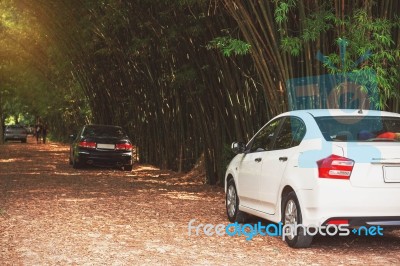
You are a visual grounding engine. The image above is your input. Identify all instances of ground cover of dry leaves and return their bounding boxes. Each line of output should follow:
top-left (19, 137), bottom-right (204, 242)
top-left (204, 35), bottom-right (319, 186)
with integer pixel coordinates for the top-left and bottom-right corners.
top-left (1, 136), bottom-right (400, 265)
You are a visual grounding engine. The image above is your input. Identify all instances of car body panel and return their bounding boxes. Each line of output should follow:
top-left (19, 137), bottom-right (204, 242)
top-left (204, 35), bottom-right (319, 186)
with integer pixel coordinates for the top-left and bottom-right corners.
top-left (258, 147), bottom-right (295, 214)
top-left (236, 152), bottom-right (261, 210)
top-left (70, 124), bottom-right (133, 169)
top-left (4, 125), bottom-right (28, 142)
top-left (225, 109), bottom-right (400, 227)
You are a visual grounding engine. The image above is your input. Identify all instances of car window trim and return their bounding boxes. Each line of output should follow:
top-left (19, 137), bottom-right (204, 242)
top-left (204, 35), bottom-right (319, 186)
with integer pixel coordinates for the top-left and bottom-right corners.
top-left (272, 116), bottom-right (306, 150)
top-left (245, 117), bottom-right (285, 154)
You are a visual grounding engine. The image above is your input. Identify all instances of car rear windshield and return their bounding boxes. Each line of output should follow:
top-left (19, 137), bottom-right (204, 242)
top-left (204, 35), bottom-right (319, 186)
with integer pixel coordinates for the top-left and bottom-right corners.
top-left (6, 125), bottom-right (24, 128)
top-left (314, 116), bottom-right (400, 142)
top-left (5, 125), bottom-right (26, 131)
top-left (83, 126), bottom-right (127, 138)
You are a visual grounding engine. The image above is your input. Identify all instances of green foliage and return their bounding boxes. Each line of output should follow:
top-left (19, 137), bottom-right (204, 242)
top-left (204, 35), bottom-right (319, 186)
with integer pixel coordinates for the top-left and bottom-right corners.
top-left (302, 10), bottom-right (332, 41)
top-left (274, 0), bottom-right (297, 25)
top-left (207, 36), bottom-right (251, 57)
top-left (281, 37), bottom-right (301, 56)
top-left (2, 0), bottom-right (400, 185)
top-left (275, 3), bottom-right (400, 109)
top-left (0, 0), bottom-right (92, 141)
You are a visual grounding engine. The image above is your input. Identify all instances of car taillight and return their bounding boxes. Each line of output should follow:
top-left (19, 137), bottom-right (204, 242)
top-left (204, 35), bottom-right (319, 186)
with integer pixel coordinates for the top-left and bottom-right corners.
top-left (115, 143), bottom-right (133, 151)
top-left (79, 141), bottom-right (96, 149)
top-left (327, 219), bottom-right (349, 225)
top-left (317, 154), bottom-right (354, 179)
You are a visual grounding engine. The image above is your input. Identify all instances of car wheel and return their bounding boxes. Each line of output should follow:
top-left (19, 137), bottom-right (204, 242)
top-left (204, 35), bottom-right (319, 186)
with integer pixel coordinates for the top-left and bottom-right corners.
top-left (22, 139), bottom-right (27, 143)
top-left (282, 191), bottom-right (313, 248)
top-left (123, 165), bottom-right (133, 171)
top-left (226, 179), bottom-right (248, 223)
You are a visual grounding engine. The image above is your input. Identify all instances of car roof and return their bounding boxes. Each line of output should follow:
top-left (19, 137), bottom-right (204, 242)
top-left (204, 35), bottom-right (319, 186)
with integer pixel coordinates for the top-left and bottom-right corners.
top-left (276, 109), bottom-right (400, 119)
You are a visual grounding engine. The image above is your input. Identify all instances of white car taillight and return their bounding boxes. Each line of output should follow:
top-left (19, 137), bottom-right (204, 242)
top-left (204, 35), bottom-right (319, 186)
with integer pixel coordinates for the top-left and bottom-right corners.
top-left (317, 154), bottom-right (354, 179)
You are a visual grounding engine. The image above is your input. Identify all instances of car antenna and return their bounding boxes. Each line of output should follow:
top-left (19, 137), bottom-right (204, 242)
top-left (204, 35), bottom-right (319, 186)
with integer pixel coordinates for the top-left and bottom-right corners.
top-left (358, 97), bottom-right (366, 114)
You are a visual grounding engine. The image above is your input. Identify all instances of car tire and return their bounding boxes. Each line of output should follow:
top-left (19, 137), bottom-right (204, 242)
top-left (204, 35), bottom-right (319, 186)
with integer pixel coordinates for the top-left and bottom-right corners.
top-left (123, 165), bottom-right (133, 171)
top-left (282, 191), bottom-right (313, 248)
top-left (226, 179), bottom-right (248, 223)
top-left (22, 139), bottom-right (27, 143)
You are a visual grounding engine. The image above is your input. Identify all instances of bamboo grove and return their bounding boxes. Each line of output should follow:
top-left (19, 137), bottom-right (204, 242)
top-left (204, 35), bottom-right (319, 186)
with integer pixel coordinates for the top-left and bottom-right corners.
top-left (1, 0), bottom-right (400, 184)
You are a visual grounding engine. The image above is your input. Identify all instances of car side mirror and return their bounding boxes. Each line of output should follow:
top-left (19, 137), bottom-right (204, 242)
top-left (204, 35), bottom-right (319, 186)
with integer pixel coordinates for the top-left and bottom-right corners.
top-left (231, 142), bottom-right (246, 154)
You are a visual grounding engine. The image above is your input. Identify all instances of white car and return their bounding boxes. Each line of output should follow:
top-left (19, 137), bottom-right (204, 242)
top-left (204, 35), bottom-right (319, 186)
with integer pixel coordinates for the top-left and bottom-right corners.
top-left (4, 125), bottom-right (28, 143)
top-left (225, 109), bottom-right (400, 248)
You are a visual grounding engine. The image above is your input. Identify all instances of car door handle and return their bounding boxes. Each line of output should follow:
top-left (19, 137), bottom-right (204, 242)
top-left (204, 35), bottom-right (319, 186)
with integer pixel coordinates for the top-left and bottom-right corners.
top-left (255, 158), bottom-right (262, 163)
top-left (279, 157), bottom-right (288, 162)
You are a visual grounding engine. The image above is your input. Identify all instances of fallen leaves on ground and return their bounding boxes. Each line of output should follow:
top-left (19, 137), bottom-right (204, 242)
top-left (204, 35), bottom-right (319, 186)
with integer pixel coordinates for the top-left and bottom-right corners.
top-left (1, 136), bottom-right (400, 265)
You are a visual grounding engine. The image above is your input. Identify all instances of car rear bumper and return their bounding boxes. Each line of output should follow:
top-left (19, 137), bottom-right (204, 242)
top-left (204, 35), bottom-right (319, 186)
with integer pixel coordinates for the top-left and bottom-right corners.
top-left (77, 150), bottom-right (133, 167)
top-left (297, 180), bottom-right (400, 227)
top-left (322, 216), bottom-right (400, 227)
top-left (4, 134), bottom-right (27, 141)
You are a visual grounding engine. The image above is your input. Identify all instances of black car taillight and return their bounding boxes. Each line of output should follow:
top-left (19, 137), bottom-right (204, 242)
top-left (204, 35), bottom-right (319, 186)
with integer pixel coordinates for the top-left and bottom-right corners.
top-left (115, 143), bottom-right (133, 151)
top-left (79, 141), bottom-right (96, 149)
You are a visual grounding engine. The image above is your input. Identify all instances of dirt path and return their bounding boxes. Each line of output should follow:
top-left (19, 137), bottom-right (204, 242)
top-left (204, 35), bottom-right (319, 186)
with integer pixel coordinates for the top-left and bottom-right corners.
top-left (1, 136), bottom-right (400, 265)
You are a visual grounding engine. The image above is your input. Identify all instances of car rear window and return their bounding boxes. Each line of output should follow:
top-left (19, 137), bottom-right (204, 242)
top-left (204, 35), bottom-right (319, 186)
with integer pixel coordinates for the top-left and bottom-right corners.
top-left (314, 116), bottom-right (400, 142)
top-left (83, 126), bottom-right (126, 138)
top-left (5, 125), bottom-right (26, 131)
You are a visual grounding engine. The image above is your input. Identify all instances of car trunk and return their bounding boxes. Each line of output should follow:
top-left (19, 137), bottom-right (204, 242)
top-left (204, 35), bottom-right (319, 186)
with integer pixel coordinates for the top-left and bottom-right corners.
top-left (340, 142), bottom-right (400, 188)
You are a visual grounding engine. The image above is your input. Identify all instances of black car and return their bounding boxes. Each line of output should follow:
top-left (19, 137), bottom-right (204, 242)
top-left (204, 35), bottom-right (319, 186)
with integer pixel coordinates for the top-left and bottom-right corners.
top-left (69, 124), bottom-right (134, 171)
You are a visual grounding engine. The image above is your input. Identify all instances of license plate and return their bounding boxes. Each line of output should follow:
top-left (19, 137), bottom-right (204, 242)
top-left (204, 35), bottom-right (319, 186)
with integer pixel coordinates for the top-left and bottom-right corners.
top-left (97, 143), bottom-right (115, 150)
top-left (383, 166), bottom-right (400, 183)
